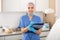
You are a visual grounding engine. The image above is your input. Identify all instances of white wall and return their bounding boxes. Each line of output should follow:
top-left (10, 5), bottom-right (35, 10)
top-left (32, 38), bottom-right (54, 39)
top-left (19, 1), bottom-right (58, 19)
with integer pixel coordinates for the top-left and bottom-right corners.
top-left (0, 0), bottom-right (49, 28)
top-left (56, 0), bottom-right (60, 19)
top-left (36, 0), bottom-right (48, 11)
top-left (0, 0), bottom-right (1, 12)
top-left (3, 0), bottom-right (49, 12)
top-left (0, 12), bottom-right (43, 28)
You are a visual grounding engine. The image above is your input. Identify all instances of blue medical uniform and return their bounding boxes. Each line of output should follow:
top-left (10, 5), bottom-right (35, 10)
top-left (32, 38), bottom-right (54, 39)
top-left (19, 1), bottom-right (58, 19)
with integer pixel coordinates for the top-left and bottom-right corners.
top-left (18, 14), bottom-right (42, 40)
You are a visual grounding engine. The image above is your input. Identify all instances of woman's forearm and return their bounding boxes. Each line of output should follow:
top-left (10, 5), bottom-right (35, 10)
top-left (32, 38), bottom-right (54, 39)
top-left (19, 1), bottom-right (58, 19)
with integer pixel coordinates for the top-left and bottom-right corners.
top-left (21, 27), bottom-right (28, 33)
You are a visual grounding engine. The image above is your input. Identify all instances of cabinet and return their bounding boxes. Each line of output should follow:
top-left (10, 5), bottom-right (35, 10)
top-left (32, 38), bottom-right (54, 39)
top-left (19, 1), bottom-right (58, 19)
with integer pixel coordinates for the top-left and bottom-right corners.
top-left (3, 0), bottom-right (21, 12)
top-left (0, 37), bottom-right (4, 40)
top-left (2, 0), bottom-right (48, 12)
top-left (40, 30), bottom-right (49, 40)
top-left (3, 0), bottom-right (35, 12)
top-left (36, 0), bottom-right (49, 11)
top-left (5, 35), bottom-right (22, 40)
top-left (0, 30), bottom-right (49, 40)
top-left (40, 37), bottom-right (46, 40)
top-left (19, 0), bottom-right (35, 12)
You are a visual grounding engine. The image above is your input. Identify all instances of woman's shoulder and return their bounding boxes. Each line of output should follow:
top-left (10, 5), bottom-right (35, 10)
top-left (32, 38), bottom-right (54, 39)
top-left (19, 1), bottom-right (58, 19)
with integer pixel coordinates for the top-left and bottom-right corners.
top-left (33, 15), bottom-right (40, 18)
top-left (21, 14), bottom-right (27, 18)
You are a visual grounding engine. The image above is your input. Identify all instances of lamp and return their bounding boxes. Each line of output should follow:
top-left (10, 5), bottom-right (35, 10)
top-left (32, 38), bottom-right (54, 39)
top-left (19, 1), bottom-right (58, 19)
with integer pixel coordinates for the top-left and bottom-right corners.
top-left (43, 8), bottom-right (54, 17)
top-left (43, 8), bottom-right (54, 14)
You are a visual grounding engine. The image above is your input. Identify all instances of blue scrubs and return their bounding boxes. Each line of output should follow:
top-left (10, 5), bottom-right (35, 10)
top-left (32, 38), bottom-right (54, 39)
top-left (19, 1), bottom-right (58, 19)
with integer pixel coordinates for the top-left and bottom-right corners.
top-left (18, 14), bottom-right (42, 40)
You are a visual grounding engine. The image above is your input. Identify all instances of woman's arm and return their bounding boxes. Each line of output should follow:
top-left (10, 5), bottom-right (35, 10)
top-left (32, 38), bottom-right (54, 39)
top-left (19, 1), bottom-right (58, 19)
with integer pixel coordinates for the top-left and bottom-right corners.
top-left (21, 27), bottom-right (41, 34)
top-left (35, 29), bottom-right (42, 34)
top-left (21, 27), bottom-right (28, 33)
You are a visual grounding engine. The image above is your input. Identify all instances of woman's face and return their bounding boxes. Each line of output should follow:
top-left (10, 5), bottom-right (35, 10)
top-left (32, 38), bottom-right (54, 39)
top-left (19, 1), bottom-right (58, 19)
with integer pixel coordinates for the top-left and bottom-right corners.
top-left (27, 4), bottom-right (34, 14)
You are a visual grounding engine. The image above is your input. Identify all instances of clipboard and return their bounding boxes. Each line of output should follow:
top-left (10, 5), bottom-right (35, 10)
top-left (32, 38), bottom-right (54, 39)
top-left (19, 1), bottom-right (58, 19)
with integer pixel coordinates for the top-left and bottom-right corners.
top-left (32, 23), bottom-right (44, 30)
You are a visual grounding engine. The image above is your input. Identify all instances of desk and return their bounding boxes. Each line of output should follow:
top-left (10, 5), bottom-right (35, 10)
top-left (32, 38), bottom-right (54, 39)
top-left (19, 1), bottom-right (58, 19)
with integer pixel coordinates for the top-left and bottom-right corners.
top-left (0, 30), bottom-right (49, 40)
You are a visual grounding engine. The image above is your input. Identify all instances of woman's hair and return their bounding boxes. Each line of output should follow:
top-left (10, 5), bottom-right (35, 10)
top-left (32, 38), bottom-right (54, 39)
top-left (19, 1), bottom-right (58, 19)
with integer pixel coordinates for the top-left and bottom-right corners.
top-left (28, 2), bottom-right (35, 6)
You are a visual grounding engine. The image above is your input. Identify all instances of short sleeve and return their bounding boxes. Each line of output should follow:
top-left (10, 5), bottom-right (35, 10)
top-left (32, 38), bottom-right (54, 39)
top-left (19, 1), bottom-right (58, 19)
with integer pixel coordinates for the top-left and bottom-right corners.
top-left (39, 17), bottom-right (43, 23)
top-left (37, 17), bottom-right (43, 23)
top-left (18, 17), bottom-right (25, 28)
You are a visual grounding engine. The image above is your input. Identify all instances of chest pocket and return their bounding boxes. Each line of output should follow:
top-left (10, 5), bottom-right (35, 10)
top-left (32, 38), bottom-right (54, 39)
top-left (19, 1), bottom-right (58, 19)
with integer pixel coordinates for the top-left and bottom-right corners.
top-left (32, 19), bottom-right (40, 23)
top-left (24, 20), bottom-right (30, 27)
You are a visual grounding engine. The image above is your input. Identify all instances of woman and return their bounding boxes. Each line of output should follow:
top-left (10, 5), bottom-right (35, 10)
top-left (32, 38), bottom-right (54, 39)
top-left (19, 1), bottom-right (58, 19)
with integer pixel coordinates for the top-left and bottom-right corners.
top-left (18, 2), bottom-right (42, 40)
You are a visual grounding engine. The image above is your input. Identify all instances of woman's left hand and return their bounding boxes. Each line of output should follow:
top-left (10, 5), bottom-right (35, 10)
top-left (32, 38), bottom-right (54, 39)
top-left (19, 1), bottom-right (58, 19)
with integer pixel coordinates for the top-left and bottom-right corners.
top-left (35, 29), bottom-right (41, 34)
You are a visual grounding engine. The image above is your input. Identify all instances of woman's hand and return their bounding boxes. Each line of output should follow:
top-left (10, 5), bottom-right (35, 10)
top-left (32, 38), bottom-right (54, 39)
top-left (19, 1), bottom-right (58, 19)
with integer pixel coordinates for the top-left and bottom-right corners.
top-left (21, 22), bottom-right (34, 33)
top-left (35, 29), bottom-right (41, 35)
top-left (21, 27), bottom-right (28, 33)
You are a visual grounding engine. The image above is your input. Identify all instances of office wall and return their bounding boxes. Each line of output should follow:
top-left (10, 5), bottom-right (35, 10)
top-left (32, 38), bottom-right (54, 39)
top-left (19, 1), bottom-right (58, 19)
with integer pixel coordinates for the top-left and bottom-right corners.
top-left (0, 0), bottom-right (1, 12)
top-left (0, 12), bottom-right (43, 28)
top-left (56, 0), bottom-right (60, 19)
top-left (3, 0), bottom-right (49, 12)
top-left (0, 0), bottom-right (48, 28)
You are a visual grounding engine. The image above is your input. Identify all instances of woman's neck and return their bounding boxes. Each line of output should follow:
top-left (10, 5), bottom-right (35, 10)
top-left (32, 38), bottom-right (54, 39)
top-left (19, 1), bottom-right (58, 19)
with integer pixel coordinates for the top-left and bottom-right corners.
top-left (29, 16), bottom-right (32, 21)
top-left (27, 12), bottom-right (33, 17)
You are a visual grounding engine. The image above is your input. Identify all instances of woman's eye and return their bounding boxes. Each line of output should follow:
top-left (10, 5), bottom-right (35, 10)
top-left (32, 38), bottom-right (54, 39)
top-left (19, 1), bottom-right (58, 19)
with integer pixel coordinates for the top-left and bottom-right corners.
top-left (28, 7), bottom-right (34, 9)
top-left (28, 7), bottom-right (30, 9)
top-left (31, 7), bottom-right (34, 9)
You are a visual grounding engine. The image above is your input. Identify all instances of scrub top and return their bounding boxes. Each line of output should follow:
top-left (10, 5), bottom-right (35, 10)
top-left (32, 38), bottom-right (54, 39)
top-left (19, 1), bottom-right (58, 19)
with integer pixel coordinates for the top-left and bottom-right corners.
top-left (18, 14), bottom-right (42, 40)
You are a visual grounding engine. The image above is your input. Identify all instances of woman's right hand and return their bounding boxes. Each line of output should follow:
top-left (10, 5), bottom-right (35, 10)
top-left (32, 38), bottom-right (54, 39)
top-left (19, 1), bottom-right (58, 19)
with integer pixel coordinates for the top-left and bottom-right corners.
top-left (21, 27), bottom-right (28, 33)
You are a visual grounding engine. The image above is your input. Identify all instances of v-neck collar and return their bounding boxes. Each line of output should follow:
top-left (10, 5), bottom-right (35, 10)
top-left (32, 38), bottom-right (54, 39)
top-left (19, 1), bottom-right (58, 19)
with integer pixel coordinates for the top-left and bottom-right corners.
top-left (26, 13), bottom-right (34, 22)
